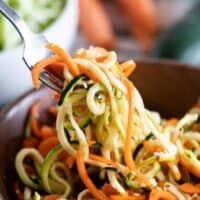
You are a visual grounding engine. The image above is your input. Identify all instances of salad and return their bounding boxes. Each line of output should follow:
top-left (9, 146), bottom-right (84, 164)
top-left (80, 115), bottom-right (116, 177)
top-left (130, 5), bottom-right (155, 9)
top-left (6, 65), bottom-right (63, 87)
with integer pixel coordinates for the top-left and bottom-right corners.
top-left (14, 44), bottom-right (200, 199)
top-left (0, 0), bottom-right (66, 50)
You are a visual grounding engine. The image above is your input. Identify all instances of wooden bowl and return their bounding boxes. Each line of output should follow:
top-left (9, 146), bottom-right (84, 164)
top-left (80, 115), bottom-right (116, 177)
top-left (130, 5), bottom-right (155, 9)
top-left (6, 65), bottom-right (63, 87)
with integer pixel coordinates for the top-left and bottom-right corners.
top-left (0, 59), bottom-right (200, 199)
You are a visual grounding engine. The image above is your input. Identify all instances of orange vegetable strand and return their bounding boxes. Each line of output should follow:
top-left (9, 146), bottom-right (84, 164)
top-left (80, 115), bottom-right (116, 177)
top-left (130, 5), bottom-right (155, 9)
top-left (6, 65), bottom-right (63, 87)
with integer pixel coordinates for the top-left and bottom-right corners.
top-left (76, 151), bottom-right (110, 200)
top-left (123, 77), bottom-right (152, 188)
top-left (31, 55), bottom-right (61, 88)
top-left (45, 43), bottom-right (79, 76)
top-left (38, 136), bottom-right (59, 157)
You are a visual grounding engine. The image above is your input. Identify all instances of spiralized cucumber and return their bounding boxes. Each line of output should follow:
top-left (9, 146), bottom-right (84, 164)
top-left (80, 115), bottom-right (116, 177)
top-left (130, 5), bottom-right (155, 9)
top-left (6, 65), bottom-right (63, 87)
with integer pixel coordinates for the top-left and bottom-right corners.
top-left (15, 148), bottom-right (43, 190)
top-left (86, 83), bottom-right (106, 116)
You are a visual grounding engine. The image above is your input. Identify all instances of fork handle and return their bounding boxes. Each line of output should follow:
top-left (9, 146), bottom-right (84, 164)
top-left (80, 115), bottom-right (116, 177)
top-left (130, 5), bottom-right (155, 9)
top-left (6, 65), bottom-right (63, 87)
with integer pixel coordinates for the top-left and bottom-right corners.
top-left (0, 0), bottom-right (32, 41)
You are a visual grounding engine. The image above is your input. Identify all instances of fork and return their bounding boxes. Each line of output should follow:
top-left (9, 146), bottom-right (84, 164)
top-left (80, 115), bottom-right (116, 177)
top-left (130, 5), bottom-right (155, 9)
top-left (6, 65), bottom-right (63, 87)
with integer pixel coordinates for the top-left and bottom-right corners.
top-left (0, 0), bottom-right (63, 93)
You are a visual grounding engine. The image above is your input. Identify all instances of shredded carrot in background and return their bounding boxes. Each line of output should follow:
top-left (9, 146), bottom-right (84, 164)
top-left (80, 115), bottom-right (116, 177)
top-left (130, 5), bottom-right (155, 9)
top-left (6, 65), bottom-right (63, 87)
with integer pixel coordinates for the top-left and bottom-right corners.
top-left (66, 156), bottom-right (75, 169)
top-left (43, 194), bottom-right (60, 200)
top-left (143, 140), bottom-right (161, 154)
top-left (31, 101), bottom-right (42, 138)
top-left (179, 183), bottom-right (200, 194)
top-left (167, 162), bottom-right (181, 181)
top-left (47, 106), bottom-right (58, 117)
top-left (162, 118), bottom-right (178, 128)
top-left (38, 136), bottom-right (59, 157)
top-left (89, 154), bottom-right (116, 166)
top-left (110, 194), bottom-right (146, 200)
top-left (180, 155), bottom-right (200, 178)
top-left (101, 183), bottom-right (119, 196)
top-left (149, 188), bottom-right (176, 200)
top-left (22, 137), bottom-right (39, 148)
top-left (40, 126), bottom-right (56, 140)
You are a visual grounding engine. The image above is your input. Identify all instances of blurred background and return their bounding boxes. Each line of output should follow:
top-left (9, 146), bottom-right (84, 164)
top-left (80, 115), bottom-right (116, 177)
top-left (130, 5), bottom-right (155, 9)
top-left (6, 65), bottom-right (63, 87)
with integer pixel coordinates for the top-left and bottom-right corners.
top-left (0, 0), bottom-right (200, 105)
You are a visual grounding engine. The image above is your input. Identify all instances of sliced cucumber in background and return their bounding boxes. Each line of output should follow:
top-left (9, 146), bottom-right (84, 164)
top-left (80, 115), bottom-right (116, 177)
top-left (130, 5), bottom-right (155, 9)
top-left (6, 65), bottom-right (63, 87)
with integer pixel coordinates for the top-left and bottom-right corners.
top-left (153, 2), bottom-right (200, 65)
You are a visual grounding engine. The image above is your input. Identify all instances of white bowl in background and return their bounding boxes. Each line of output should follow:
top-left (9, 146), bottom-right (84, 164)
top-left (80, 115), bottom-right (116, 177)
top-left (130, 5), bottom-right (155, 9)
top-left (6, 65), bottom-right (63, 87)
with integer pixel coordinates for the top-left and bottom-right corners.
top-left (0, 0), bottom-right (78, 105)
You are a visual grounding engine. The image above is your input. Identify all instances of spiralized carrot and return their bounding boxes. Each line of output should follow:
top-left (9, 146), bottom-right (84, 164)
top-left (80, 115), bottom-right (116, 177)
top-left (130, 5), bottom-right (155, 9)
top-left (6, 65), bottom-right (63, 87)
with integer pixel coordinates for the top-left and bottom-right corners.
top-left (101, 183), bottom-right (119, 196)
top-left (40, 126), bottom-right (56, 140)
top-left (167, 162), bottom-right (181, 181)
top-left (179, 183), bottom-right (200, 194)
top-left (31, 101), bottom-right (42, 138)
top-left (120, 60), bottom-right (136, 77)
top-left (22, 137), bottom-right (39, 148)
top-left (123, 78), bottom-right (152, 188)
top-left (180, 155), bottom-right (200, 178)
top-left (149, 188), bottom-right (176, 200)
top-left (76, 151), bottom-right (110, 200)
top-left (31, 55), bottom-right (61, 88)
top-left (89, 154), bottom-right (116, 166)
top-left (79, 0), bottom-right (115, 49)
top-left (38, 136), bottom-right (59, 157)
top-left (43, 194), bottom-right (60, 200)
top-left (110, 194), bottom-right (146, 200)
top-left (45, 43), bottom-right (79, 76)
top-left (143, 141), bottom-right (161, 154)
top-left (66, 156), bottom-right (75, 169)
top-left (163, 118), bottom-right (178, 128)
top-left (78, 64), bottom-right (100, 82)
top-left (130, 25), bottom-right (154, 52)
top-left (47, 106), bottom-right (58, 117)
top-left (74, 49), bottom-right (87, 58)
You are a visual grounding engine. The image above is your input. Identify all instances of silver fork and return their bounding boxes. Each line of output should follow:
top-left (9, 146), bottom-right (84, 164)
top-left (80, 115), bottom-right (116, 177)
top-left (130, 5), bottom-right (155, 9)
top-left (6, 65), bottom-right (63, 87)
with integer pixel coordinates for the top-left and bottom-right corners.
top-left (0, 0), bottom-right (63, 92)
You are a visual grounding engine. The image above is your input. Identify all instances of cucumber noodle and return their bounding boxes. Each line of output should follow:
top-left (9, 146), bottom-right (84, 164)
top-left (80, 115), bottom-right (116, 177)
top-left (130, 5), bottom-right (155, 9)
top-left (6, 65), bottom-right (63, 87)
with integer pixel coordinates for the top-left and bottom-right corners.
top-left (15, 46), bottom-right (200, 199)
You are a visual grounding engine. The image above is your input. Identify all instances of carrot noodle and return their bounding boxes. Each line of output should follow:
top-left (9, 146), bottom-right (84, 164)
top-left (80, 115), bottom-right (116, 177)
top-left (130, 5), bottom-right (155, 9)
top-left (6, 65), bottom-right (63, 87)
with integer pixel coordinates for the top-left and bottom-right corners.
top-left (180, 154), bottom-right (200, 178)
top-left (47, 106), bottom-right (58, 117)
top-left (66, 155), bottom-right (75, 169)
top-left (43, 194), bottom-right (60, 200)
top-left (40, 126), bottom-right (56, 140)
top-left (22, 137), bottom-right (39, 148)
top-left (31, 55), bottom-right (61, 88)
top-left (38, 136), bottom-right (59, 157)
top-left (76, 151), bottom-right (110, 200)
top-left (120, 60), bottom-right (136, 77)
top-left (45, 43), bottom-right (79, 76)
top-left (167, 162), bottom-right (181, 181)
top-left (96, 54), bottom-right (109, 62)
top-left (15, 44), bottom-right (200, 199)
top-left (179, 183), bottom-right (200, 194)
top-left (162, 118), bottom-right (178, 128)
top-left (31, 101), bottom-right (42, 138)
top-left (110, 194), bottom-right (146, 200)
top-left (149, 188), bottom-right (176, 200)
top-left (89, 154), bottom-right (116, 166)
top-left (102, 183), bottom-right (119, 196)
